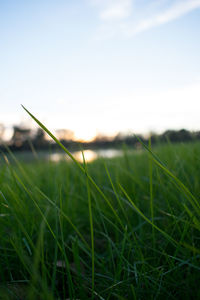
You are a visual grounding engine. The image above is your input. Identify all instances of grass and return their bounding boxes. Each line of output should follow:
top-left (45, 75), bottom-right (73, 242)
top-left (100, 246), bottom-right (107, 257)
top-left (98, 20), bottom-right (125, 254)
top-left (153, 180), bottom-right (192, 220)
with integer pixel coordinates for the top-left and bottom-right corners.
top-left (0, 108), bottom-right (200, 299)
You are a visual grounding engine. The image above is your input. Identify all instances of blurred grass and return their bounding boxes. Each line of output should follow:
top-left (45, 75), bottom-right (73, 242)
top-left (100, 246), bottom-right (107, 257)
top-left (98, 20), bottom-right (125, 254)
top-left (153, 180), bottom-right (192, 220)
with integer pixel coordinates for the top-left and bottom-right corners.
top-left (0, 112), bottom-right (200, 298)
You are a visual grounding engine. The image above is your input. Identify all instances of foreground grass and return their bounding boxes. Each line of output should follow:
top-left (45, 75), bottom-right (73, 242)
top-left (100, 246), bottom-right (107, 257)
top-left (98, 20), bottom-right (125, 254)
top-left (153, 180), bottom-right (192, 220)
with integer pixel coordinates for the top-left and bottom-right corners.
top-left (0, 139), bottom-right (200, 299)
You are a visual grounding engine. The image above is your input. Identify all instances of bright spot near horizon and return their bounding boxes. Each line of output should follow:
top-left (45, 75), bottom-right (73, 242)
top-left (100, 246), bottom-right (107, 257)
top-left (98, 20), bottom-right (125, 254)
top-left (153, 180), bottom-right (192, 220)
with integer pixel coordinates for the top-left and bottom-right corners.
top-left (73, 127), bottom-right (98, 142)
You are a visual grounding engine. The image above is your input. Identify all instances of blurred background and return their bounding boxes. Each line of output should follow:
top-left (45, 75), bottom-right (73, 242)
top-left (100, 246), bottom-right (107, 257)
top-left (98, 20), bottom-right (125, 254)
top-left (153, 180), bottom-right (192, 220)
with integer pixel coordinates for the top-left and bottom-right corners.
top-left (1, 0), bottom-right (200, 149)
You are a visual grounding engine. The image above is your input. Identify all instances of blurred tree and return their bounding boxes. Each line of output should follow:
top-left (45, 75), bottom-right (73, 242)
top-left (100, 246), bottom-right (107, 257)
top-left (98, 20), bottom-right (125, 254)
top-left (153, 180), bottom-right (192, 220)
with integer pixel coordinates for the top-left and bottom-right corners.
top-left (11, 126), bottom-right (31, 147)
top-left (56, 129), bottom-right (74, 141)
top-left (162, 129), bottom-right (192, 142)
top-left (0, 124), bottom-right (5, 142)
top-left (33, 128), bottom-right (46, 147)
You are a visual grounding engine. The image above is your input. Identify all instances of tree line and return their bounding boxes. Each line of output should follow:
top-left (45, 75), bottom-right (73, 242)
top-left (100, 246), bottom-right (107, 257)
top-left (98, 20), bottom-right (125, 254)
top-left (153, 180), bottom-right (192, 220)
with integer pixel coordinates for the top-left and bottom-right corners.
top-left (0, 124), bottom-right (200, 152)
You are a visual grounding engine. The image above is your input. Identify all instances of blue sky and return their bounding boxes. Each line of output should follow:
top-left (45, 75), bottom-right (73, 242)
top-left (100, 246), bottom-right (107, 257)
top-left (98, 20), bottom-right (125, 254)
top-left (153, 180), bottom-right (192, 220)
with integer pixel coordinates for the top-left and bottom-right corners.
top-left (1, 0), bottom-right (200, 140)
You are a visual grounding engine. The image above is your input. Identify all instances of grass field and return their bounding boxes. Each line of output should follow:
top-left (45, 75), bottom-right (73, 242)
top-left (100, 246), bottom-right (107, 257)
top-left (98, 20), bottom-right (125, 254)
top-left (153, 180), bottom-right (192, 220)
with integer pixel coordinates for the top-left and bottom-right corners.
top-left (0, 114), bottom-right (200, 299)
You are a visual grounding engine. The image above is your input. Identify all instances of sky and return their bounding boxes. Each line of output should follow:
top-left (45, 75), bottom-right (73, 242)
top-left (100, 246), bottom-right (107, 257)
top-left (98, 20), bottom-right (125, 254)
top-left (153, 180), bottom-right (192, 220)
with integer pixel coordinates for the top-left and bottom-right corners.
top-left (1, 0), bottom-right (200, 141)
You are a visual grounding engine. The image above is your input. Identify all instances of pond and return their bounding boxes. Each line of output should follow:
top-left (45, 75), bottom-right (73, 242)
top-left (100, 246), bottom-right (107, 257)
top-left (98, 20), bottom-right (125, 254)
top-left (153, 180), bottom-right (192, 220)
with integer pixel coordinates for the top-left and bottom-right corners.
top-left (49, 148), bottom-right (123, 163)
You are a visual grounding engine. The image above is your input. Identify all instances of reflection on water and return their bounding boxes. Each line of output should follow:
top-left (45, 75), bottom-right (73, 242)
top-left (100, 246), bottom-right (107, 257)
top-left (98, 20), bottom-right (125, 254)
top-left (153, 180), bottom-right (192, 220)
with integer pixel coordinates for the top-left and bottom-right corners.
top-left (74, 150), bottom-right (97, 162)
top-left (49, 149), bottom-right (122, 163)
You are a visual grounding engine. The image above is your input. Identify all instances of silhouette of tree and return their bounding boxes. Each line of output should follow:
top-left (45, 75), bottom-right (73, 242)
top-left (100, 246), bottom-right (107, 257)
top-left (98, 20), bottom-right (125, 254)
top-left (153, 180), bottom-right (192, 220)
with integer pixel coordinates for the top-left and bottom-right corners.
top-left (0, 124), bottom-right (5, 143)
top-left (33, 128), bottom-right (46, 147)
top-left (162, 129), bottom-right (192, 142)
top-left (11, 126), bottom-right (31, 147)
top-left (56, 129), bottom-right (74, 141)
top-left (0, 123), bottom-right (198, 153)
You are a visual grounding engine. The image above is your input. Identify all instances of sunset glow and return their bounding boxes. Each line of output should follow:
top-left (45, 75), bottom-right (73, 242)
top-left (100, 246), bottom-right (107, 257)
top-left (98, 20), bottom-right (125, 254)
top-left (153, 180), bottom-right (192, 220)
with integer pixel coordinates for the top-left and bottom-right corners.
top-left (1, 0), bottom-right (200, 138)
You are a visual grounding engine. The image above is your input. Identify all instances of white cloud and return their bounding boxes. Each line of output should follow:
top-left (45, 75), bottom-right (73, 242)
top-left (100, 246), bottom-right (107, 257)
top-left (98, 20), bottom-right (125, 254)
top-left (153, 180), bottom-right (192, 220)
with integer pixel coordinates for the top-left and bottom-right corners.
top-left (129, 0), bottom-right (200, 36)
top-left (91, 0), bottom-right (133, 21)
top-left (100, 0), bottom-right (132, 20)
top-left (90, 0), bottom-right (200, 38)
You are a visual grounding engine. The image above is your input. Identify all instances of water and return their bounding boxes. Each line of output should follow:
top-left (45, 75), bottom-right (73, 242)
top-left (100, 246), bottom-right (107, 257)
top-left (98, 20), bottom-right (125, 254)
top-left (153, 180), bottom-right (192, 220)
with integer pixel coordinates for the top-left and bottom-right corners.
top-left (0, 148), bottom-right (127, 164)
top-left (50, 148), bottom-right (123, 163)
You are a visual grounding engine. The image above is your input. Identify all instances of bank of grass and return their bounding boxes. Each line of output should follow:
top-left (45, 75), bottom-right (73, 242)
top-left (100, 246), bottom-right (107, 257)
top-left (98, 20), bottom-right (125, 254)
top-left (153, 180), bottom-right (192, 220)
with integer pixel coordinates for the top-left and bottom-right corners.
top-left (0, 112), bottom-right (200, 299)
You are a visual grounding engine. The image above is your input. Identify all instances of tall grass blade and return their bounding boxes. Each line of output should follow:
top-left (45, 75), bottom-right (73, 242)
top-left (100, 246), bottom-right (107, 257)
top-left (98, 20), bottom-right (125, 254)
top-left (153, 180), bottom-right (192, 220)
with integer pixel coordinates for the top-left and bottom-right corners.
top-left (82, 151), bottom-right (95, 298)
top-left (135, 135), bottom-right (200, 213)
top-left (22, 105), bottom-right (124, 229)
top-left (119, 184), bottom-right (177, 246)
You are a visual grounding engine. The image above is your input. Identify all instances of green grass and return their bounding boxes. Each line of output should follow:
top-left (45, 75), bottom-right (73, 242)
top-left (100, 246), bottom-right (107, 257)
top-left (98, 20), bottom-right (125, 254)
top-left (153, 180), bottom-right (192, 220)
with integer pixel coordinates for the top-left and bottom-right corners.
top-left (0, 109), bottom-right (200, 299)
